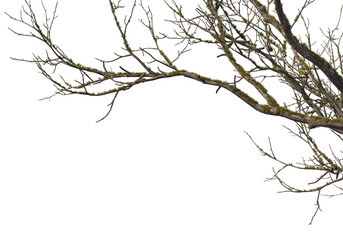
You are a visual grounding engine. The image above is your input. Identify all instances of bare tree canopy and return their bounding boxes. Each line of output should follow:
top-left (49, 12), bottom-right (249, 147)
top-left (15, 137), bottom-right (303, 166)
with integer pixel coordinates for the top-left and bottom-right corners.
top-left (7, 0), bottom-right (343, 223)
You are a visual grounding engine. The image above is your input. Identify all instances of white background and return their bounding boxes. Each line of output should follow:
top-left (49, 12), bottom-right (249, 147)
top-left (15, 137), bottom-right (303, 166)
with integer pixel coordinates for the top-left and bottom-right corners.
top-left (1, 0), bottom-right (343, 239)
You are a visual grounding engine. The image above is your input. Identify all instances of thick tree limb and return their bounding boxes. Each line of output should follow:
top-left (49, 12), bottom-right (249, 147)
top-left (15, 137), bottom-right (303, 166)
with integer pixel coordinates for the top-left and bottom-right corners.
top-left (274, 0), bottom-right (343, 93)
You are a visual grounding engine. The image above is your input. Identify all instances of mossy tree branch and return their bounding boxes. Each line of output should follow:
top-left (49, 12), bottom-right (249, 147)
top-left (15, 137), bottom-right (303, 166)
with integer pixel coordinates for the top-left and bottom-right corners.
top-left (7, 0), bottom-right (343, 223)
top-left (274, 0), bottom-right (343, 94)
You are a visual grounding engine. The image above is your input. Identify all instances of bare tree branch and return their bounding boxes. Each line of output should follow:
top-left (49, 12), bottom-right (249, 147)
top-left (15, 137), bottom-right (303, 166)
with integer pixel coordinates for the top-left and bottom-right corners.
top-left (7, 0), bottom-right (343, 223)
